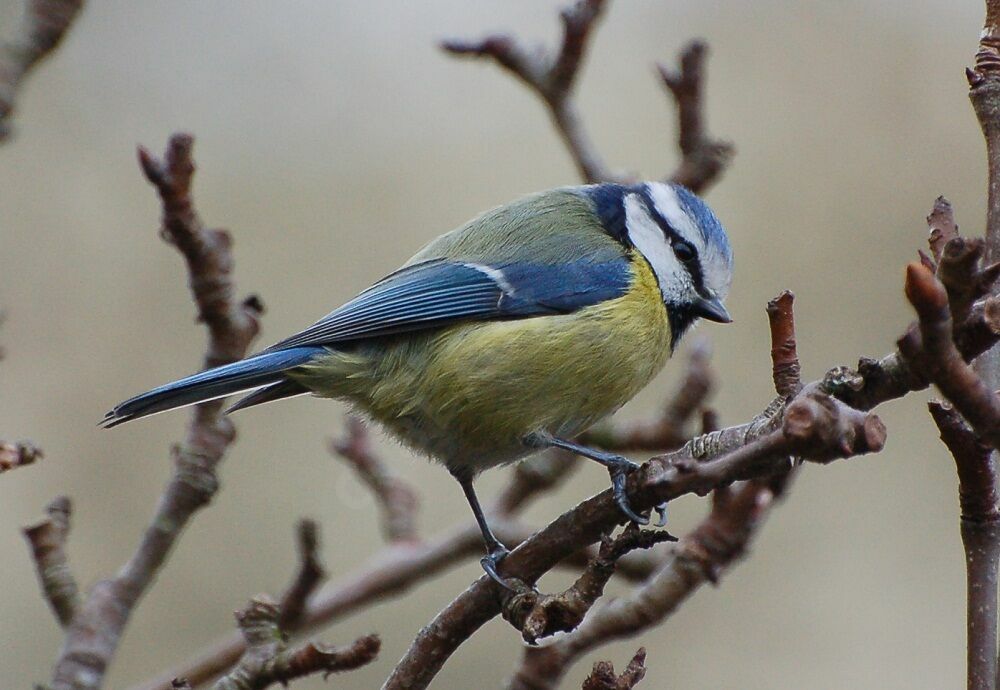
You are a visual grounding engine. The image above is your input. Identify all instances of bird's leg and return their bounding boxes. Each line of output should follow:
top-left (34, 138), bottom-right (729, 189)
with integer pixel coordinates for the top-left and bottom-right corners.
top-left (451, 467), bottom-right (512, 588)
top-left (527, 434), bottom-right (668, 527)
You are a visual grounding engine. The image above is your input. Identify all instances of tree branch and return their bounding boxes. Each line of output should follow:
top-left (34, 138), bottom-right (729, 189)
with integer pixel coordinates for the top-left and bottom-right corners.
top-left (211, 595), bottom-right (379, 690)
top-left (902, 263), bottom-right (1000, 450)
top-left (499, 524), bottom-right (677, 645)
top-left (277, 520), bottom-right (327, 632)
top-left (329, 416), bottom-right (419, 543)
top-left (510, 479), bottom-right (774, 690)
top-left (442, 1), bottom-right (731, 191)
top-left (441, 0), bottom-right (612, 183)
top-left (128, 467), bottom-right (659, 690)
top-left (22, 496), bottom-right (78, 627)
top-left (0, 0), bottom-right (83, 141)
top-left (580, 648), bottom-right (646, 690)
top-left (766, 291), bottom-right (802, 398)
top-left (929, 401), bottom-right (1000, 690)
top-left (49, 134), bottom-right (262, 690)
top-left (0, 438), bottom-right (42, 473)
top-left (506, 288), bottom-right (801, 688)
top-left (383, 385), bottom-right (885, 690)
top-left (970, 1), bottom-right (1000, 392)
top-left (658, 41), bottom-right (734, 194)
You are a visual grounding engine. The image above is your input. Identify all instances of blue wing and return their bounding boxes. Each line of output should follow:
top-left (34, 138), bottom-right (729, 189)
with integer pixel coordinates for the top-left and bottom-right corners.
top-left (102, 256), bottom-right (632, 427)
top-left (262, 257), bottom-right (632, 351)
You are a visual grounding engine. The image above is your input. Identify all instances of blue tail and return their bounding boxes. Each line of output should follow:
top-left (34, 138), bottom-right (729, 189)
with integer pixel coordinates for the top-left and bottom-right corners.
top-left (101, 346), bottom-right (323, 428)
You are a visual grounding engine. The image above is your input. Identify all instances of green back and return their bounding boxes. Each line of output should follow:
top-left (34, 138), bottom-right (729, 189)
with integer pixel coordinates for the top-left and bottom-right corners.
top-left (408, 190), bottom-right (625, 266)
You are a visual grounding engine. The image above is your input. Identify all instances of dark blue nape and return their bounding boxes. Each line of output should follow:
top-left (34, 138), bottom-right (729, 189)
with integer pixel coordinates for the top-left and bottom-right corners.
top-left (584, 184), bottom-right (630, 244)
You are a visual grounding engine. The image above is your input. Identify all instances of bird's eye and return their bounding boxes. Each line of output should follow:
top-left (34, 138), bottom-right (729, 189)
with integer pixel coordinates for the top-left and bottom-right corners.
top-left (674, 241), bottom-right (696, 263)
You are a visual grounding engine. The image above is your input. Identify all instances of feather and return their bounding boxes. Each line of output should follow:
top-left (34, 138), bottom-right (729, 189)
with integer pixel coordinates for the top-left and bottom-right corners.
top-left (101, 346), bottom-right (322, 427)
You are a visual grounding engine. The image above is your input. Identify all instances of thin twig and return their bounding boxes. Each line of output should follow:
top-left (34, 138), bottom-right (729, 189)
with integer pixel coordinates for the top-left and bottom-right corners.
top-left (968, 8), bottom-right (1000, 683)
top-left (0, 0), bottom-right (83, 141)
top-left (442, 0), bottom-right (612, 183)
top-left (212, 595), bottom-right (379, 690)
top-left (510, 480), bottom-right (773, 690)
top-left (278, 520), bottom-right (327, 632)
top-left (0, 439), bottom-right (42, 473)
top-left (929, 401), bottom-right (1000, 690)
top-left (330, 416), bottom-right (419, 543)
top-left (970, 1), bottom-right (1000, 393)
top-left (901, 263), bottom-right (1000, 450)
top-left (500, 524), bottom-right (677, 645)
top-left (580, 648), bottom-right (647, 690)
top-left (49, 134), bottom-right (262, 690)
top-left (658, 41), bottom-right (734, 194)
top-left (766, 291), bottom-right (802, 398)
top-left (22, 496), bottom-right (78, 627)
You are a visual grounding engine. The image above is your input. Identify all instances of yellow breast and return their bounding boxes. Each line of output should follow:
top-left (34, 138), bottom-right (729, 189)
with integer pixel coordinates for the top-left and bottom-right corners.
top-left (293, 253), bottom-right (672, 468)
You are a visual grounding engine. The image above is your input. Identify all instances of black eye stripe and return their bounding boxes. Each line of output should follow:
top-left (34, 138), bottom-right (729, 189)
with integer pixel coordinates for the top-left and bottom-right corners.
top-left (636, 190), bottom-right (706, 291)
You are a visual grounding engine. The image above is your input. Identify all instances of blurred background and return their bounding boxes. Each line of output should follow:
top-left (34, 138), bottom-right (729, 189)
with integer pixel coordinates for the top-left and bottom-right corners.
top-left (0, 1), bottom-right (988, 687)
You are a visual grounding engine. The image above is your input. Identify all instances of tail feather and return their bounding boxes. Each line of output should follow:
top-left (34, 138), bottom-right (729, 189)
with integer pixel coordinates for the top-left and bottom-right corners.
top-left (225, 379), bottom-right (310, 414)
top-left (101, 346), bottom-right (323, 428)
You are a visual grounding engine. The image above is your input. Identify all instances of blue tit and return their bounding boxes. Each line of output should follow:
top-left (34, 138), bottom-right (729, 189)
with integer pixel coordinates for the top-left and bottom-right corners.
top-left (103, 181), bottom-right (733, 584)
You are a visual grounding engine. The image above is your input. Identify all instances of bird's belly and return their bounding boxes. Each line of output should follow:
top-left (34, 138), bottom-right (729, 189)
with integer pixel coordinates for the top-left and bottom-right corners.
top-left (295, 261), bottom-right (672, 472)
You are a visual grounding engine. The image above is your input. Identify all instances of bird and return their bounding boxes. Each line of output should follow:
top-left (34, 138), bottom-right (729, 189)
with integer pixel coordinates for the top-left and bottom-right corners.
top-left (103, 181), bottom-right (733, 585)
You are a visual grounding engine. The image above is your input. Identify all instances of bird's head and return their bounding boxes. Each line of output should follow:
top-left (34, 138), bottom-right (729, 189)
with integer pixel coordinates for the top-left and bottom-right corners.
top-left (584, 181), bottom-right (734, 343)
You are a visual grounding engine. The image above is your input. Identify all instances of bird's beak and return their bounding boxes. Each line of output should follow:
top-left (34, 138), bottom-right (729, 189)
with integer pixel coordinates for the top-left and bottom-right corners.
top-left (693, 294), bottom-right (732, 323)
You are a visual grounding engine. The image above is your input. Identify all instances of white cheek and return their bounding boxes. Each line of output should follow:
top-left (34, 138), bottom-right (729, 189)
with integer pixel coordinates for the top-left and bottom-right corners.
top-left (623, 194), bottom-right (687, 301)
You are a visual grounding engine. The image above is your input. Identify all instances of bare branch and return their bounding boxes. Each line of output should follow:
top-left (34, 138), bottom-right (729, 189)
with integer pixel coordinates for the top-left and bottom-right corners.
top-left (512, 480), bottom-right (772, 690)
top-left (822, 289), bottom-right (1000, 413)
top-left (901, 263), bottom-right (1000, 450)
top-left (22, 496), bottom-right (78, 627)
top-left (929, 401), bottom-right (1000, 690)
top-left (330, 416), bottom-right (419, 543)
top-left (278, 520), bottom-right (327, 632)
top-left (49, 134), bottom-right (262, 690)
top-left (581, 648), bottom-right (647, 690)
top-left (0, 0), bottom-right (83, 141)
top-left (211, 595), bottom-right (379, 690)
top-left (130, 519), bottom-right (656, 689)
top-left (969, 1), bottom-right (1000, 393)
top-left (0, 439), bottom-right (42, 473)
top-left (442, 0), bottom-right (612, 183)
top-left (927, 196), bottom-right (960, 262)
top-left (658, 41), bottom-right (733, 193)
top-left (443, 7), bottom-right (733, 192)
top-left (500, 524), bottom-right (677, 645)
top-left (766, 291), bottom-right (801, 398)
top-left (384, 386), bottom-right (885, 690)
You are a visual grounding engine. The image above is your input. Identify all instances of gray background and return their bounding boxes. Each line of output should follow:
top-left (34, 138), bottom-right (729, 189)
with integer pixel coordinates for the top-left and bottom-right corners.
top-left (0, 1), bottom-right (984, 688)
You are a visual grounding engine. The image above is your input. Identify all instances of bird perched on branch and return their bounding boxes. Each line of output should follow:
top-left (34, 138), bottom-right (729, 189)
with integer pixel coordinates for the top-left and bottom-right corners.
top-left (103, 182), bottom-right (733, 585)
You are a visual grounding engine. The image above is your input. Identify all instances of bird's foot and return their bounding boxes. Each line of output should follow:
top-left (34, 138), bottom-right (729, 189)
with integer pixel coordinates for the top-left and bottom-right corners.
top-left (606, 457), bottom-right (649, 525)
top-left (481, 544), bottom-right (515, 590)
top-left (605, 457), bottom-right (669, 527)
top-left (652, 502), bottom-right (669, 527)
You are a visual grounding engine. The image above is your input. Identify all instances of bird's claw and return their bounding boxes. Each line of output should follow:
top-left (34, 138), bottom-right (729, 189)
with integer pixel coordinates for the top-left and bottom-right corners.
top-left (653, 502), bottom-right (669, 527)
top-left (481, 544), bottom-right (515, 590)
top-left (608, 459), bottom-right (671, 529)
top-left (608, 460), bottom-right (649, 525)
